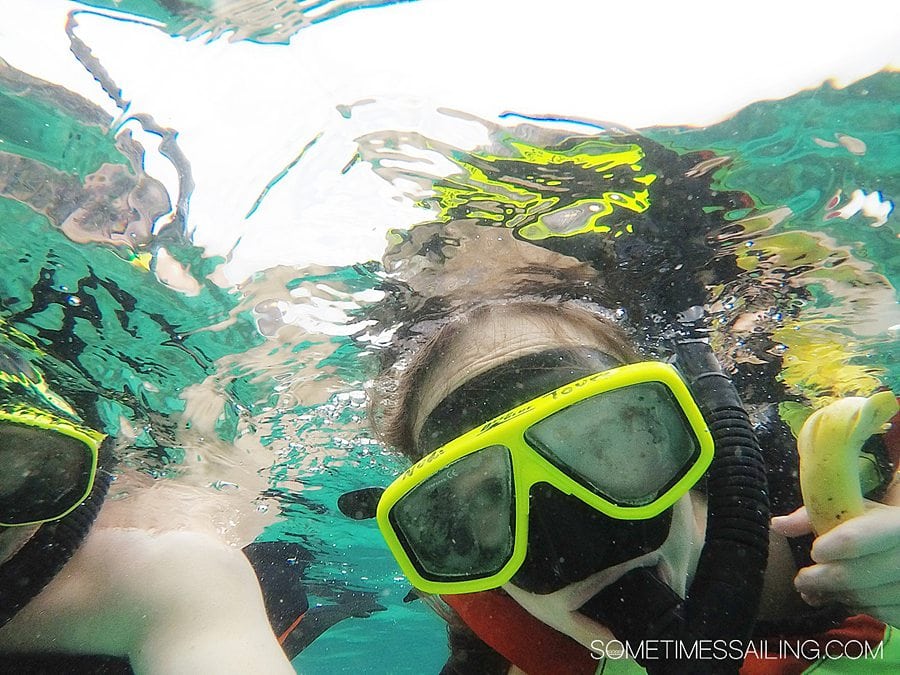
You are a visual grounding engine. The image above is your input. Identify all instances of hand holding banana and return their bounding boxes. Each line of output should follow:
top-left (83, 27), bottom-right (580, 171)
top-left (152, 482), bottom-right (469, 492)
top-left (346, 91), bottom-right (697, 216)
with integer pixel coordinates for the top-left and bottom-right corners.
top-left (797, 391), bottom-right (898, 535)
top-left (771, 390), bottom-right (900, 625)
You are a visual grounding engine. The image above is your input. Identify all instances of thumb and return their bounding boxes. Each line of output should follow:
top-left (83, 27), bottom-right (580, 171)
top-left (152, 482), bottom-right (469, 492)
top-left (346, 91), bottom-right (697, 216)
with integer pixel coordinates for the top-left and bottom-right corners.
top-left (771, 506), bottom-right (814, 537)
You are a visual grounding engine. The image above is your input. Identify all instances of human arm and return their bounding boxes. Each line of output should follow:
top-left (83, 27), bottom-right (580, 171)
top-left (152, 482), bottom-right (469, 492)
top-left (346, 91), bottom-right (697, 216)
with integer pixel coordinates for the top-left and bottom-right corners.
top-left (771, 491), bottom-right (900, 626)
top-left (771, 391), bottom-right (900, 626)
top-left (121, 529), bottom-right (296, 675)
top-left (0, 526), bottom-right (295, 675)
top-left (769, 389), bottom-right (900, 625)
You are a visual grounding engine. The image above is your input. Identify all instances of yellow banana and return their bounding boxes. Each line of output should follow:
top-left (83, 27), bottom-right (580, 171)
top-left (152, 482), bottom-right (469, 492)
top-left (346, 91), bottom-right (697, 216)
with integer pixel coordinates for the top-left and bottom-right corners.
top-left (797, 391), bottom-right (898, 535)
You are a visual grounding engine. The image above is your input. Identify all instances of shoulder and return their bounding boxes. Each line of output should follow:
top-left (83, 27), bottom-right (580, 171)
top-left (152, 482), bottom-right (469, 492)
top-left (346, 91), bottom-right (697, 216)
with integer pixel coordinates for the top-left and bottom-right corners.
top-left (1, 526), bottom-right (293, 673)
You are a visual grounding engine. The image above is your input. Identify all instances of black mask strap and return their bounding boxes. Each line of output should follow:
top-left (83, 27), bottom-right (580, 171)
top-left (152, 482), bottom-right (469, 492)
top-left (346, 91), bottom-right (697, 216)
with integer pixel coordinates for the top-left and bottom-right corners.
top-left (417, 347), bottom-right (621, 455)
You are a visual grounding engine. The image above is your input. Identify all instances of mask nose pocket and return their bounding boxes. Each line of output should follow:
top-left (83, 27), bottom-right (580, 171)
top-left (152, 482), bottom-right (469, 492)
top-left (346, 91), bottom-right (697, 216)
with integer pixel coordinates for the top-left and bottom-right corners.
top-left (511, 482), bottom-right (673, 595)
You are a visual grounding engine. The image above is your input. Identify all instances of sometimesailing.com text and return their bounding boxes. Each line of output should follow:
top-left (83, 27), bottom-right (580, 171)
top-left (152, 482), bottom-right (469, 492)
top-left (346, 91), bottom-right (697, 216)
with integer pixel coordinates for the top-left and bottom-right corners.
top-left (589, 639), bottom-right (884, 662)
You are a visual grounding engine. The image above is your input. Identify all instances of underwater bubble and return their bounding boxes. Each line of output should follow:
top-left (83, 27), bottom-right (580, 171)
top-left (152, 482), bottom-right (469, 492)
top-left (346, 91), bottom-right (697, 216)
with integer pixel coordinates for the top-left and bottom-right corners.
top-left (210, 480), bottom-right (239, 491)
top-left (676, 305), bottom-right (705, 323)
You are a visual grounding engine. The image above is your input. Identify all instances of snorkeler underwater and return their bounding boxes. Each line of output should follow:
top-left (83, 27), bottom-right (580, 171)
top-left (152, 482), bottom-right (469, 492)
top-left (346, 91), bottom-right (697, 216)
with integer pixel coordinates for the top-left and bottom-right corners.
top-left (1, 0), bottom-right (899, 673)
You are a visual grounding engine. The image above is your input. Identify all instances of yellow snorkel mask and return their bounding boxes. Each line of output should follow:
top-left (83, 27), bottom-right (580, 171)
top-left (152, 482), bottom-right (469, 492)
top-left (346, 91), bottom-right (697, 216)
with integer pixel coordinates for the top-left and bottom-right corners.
top-left (0, 406), bottom-right (105, 527)
top-left (372, 361), bottom-right (714, 595)
top-left (341, 336), bottom-right (771, 672)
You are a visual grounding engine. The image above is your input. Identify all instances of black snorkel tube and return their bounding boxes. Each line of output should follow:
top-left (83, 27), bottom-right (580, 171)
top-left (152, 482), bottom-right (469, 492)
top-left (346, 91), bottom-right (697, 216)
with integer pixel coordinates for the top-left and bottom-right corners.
top-left (580, 338), bottom-right (770, 674)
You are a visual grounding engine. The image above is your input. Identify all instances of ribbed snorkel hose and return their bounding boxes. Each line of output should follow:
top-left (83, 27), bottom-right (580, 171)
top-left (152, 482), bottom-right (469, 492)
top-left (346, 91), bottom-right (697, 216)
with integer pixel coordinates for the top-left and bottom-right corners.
top-left (581, 340), bottom-right (770, 674)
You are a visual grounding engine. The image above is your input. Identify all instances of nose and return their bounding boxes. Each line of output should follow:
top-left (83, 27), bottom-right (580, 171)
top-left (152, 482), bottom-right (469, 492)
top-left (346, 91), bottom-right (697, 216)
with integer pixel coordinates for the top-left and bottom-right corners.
top-left (510, 482), bottom-right (672, 594)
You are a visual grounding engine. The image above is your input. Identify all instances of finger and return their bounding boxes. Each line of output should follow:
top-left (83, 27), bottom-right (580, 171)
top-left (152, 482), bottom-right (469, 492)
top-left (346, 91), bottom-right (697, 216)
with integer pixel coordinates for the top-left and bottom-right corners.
top-left (796, 550), bottom-right (900, 594)
top-left (771, 507), bottom-right (813, 538)
top-left (812, 504), bottom-right (900, 562)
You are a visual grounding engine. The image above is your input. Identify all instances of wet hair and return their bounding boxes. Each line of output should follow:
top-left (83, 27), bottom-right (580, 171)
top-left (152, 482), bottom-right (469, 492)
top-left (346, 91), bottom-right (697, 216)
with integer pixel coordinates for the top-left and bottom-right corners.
top-left (370, 293), bottom-right (640, 458)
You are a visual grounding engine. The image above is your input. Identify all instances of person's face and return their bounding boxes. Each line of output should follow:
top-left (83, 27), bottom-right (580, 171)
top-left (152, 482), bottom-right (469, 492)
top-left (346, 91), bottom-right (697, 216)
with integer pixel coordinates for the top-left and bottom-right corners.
top-left (411, 305), bottom-right (633, 451)
top-left (409, 305), bottom-right (708, 640)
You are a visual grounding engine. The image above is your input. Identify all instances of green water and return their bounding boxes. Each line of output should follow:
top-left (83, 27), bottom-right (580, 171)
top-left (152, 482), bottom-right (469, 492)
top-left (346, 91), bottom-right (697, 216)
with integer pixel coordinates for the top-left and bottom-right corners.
top-left (0, 44), bottom-right (897, 672)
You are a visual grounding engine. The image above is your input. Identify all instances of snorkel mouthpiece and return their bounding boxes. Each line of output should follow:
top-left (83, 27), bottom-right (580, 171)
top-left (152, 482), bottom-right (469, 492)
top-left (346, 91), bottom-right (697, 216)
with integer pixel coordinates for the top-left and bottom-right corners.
top-left (580, 340), bottom-right (770, 674)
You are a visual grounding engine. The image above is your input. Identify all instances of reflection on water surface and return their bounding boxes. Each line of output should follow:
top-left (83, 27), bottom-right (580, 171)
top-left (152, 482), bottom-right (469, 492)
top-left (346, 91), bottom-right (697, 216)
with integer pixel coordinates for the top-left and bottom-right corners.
top-left (0, 2), bottom-right (897, 671)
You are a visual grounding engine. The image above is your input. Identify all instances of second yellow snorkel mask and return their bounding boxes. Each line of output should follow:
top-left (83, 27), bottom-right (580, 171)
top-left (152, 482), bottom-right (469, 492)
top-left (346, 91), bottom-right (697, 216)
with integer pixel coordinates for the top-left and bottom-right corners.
top-left (0, 406), bottom-right (104, 527)
top-left (376, 361), bottom-right (714, 594)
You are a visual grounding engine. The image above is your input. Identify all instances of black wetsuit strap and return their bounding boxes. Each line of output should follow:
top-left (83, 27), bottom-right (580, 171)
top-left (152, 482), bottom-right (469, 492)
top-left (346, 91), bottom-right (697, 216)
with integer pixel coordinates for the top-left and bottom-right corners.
top-left (0, 652), bottom-right (132, 674)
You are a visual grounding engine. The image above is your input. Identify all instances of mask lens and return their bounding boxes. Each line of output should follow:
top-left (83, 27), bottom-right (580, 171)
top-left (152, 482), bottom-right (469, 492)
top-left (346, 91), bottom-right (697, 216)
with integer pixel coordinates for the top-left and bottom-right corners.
top-left (524, 382), bottom-right (698, 506)
top-left (0, 422), bottom-right (95, 525)
top-left (390, 445), bottom-right (515, 581)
